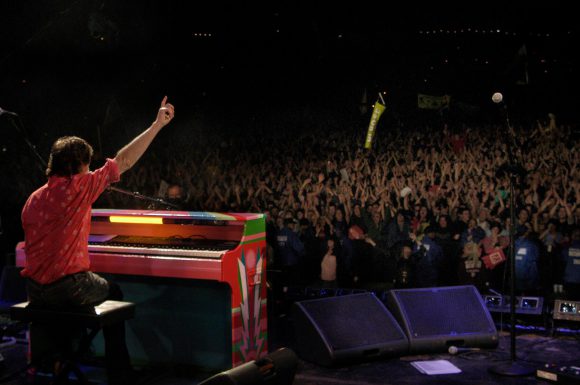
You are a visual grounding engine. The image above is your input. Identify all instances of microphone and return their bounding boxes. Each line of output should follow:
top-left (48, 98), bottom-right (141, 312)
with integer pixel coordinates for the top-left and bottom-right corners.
top-left (448, 346), bottom-right (480, 355)
top-left (0, 107), bottom-right (19, 117)
top-left (492, 91), bottom-right (515, 138)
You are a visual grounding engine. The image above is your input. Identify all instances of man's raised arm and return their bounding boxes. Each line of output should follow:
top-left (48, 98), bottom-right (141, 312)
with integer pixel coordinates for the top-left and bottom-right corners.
top-left (115, 96), bottom-right (175, 174)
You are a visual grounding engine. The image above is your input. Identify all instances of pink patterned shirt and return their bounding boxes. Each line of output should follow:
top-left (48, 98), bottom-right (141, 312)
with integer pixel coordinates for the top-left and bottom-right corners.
top-left (21, 158), bottom-right (120, 284)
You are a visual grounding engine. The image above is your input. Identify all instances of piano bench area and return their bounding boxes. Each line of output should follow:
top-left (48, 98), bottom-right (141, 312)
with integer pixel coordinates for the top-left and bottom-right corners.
top-left (10, 300), bottom-right (136, 385)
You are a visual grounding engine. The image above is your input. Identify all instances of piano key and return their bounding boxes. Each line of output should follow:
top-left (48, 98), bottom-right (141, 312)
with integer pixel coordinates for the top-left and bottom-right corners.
top-left (88, 244), bottom-right (228, 259)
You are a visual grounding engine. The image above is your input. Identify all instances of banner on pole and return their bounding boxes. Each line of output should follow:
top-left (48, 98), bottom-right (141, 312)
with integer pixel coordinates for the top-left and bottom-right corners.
top-left (364, 100), bottom-right (385, 149)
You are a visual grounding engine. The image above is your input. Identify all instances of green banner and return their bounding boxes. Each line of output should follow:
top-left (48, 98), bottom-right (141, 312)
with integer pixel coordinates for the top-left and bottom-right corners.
top-left (364, 101), bottom-right (385, 149)
top-left (417, 94), bottom-right (450, 110)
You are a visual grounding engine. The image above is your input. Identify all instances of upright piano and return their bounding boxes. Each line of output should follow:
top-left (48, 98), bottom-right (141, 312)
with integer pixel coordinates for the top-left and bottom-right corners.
top-left (16, 209), bottom-right (268, 369)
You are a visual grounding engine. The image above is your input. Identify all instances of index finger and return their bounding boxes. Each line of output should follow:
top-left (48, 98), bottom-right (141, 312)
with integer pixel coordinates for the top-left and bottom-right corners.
top-left (161, 96), bottom-right (168, 107)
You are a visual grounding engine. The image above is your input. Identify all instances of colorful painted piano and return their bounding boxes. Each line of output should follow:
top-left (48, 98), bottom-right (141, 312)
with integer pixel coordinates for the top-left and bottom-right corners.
top-left (16, 209), bottom-right (268, 369)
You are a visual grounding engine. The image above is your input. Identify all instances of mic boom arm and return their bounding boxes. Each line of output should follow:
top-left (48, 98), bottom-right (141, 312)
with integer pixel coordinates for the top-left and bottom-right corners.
top-left (106, 185), bottom-right (181, 209)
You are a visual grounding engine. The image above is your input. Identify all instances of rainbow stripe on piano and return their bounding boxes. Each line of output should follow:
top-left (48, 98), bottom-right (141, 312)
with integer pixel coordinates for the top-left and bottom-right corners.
top-left (91, 208), bottom-right (263, 222)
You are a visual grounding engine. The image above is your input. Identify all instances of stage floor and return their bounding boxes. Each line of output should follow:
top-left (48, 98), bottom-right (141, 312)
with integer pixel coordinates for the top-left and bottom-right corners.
top-left (291, 332), bottom-right (580, 385)
top-left (1, 313), bottom-right (579, 385)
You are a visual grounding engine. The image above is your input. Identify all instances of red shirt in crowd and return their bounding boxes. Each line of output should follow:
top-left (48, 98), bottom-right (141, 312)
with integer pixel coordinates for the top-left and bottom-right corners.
top-left (450, 135), bottom-right (465, 154)
top-left (21, 158), bottom-right (120, 284)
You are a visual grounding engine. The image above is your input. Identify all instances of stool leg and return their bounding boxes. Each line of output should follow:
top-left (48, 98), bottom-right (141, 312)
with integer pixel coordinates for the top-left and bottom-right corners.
top-left (71, 364), bottom-right (89, 385)
top-left (52, 359), bottom-right (90, 385)
top-left (77, 327), bottom-right (100, 358)
top-left (53, 360), bottom-right (72, 384)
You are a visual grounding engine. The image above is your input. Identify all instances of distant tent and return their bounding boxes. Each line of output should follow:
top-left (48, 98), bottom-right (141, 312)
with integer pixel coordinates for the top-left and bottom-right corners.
top-left (417, 94), bottom-right (451, 110)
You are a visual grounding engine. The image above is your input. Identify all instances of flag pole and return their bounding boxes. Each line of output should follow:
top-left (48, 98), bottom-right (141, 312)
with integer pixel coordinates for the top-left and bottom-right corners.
top-left (378, 92), bottom-right (386, 105)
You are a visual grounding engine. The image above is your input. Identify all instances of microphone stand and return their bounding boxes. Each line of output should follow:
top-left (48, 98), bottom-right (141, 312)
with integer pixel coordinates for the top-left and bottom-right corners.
top-left (106, 186), bottom-right (181, 209)
top-left (3, 113), bottom-right (48, 175)
top-left (488, 101), bottom-right (534, 377)
top-left (2, 111), bottom-right (180, 210)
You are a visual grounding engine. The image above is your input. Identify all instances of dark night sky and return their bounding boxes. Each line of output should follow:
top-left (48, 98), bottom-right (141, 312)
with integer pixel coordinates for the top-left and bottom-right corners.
top-left (1, 2), bottom-right (577, 111)
top-left (0, 2), bottom-right (578, 156)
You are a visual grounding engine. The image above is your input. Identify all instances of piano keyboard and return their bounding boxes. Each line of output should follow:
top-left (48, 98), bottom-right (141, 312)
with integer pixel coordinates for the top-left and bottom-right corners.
top-left (88, 235), bottom-right (238, 259)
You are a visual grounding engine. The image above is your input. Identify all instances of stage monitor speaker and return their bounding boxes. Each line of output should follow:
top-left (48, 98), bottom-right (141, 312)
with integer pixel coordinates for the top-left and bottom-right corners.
top-left (198, 348), bottom-right (297, 385)
top-left (386, 285), bottom-right (498, 354)
top-left (293, 292), bottom-right (409, 366)
top-left (553, 299), bottom-right (580, 322)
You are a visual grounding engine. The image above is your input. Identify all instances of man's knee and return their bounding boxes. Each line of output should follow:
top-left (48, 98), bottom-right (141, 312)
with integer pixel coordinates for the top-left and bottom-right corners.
top-left (108, 282), bottom-right (124, 301)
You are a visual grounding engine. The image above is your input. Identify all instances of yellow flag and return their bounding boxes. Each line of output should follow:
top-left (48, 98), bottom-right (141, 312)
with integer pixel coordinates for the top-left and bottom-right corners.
top-left (364, 101), bottom-right (385, 149)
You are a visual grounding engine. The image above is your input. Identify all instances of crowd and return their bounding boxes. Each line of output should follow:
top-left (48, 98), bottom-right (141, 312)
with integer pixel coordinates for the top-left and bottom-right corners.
top-left (93, 111), bottom-right (580, 300)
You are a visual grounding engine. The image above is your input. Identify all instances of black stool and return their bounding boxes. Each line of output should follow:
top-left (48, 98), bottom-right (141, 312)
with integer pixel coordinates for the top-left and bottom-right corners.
top-left (10, 300), bottom-right (135, 384)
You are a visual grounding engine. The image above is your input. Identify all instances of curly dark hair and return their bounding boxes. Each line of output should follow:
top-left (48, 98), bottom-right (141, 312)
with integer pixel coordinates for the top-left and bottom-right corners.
top-left (46, 136), bottom-right (93, 177)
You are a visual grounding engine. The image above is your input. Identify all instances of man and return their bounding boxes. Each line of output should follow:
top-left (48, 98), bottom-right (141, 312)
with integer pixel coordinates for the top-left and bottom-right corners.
top-left (394, 240), bottom-right (416, 289)
top-left (386, 210), bottom-right (410, 250)
top-left (411, 226), bottom-right (443, 288)
top-left (20, 96), bottom-right (175, 381)
top-left (514, 225), bottom-right (540, 295)
top-left (165, 183), bottom-right (186, 209)
top-left (275, 217), bottom-right (305, 287)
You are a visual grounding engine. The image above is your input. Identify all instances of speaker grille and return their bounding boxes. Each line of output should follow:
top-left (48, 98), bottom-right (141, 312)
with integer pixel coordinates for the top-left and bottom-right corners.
top-left (394, 286), bottom-right (494, 337)
top-left (298, 293), bottom-right (405, 350)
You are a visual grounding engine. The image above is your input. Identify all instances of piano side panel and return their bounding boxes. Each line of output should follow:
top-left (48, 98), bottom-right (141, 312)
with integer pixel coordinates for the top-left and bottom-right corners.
top-left (15, 242), bottom-right (25, 267)
top-left (220, 215), bottom-right (268, 366)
